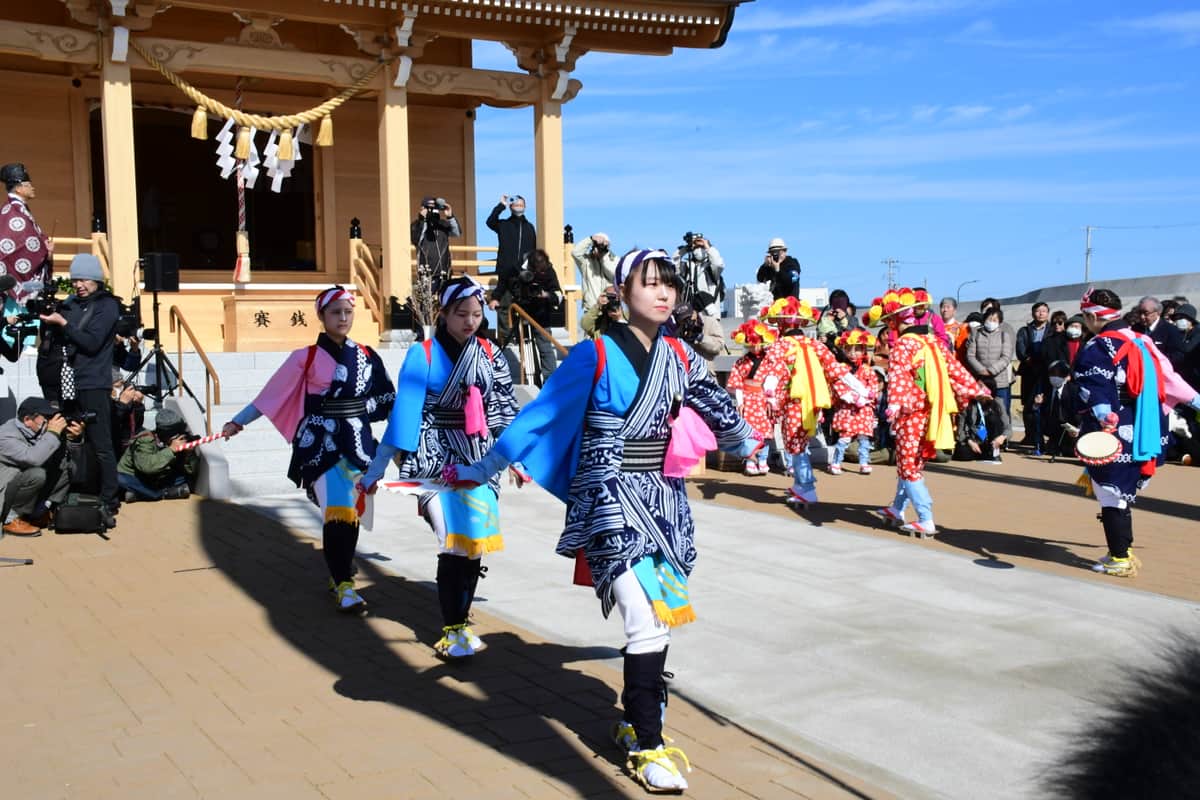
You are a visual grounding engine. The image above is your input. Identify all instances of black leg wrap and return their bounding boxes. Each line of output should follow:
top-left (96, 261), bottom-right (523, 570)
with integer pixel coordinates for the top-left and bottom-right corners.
top-left (622, 649), bottom-right (669, 750)
top-left (1100, 506), bottom-right (1134, 558)
top-left (322, 520), bottom-right (359, 584)
top-left (436, 554), bottom-right (476, 627)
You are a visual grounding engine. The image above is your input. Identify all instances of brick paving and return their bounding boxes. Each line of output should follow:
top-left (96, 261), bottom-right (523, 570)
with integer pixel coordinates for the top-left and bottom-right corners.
top-left (0, 497), bottom-right (887, 800)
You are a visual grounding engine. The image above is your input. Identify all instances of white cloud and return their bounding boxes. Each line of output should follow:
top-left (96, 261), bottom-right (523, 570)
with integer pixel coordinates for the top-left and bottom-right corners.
top-left (911, 104), bottom-right (941, 122)
top-left (945, 104), bottom-right (993, 122)
top-left (997, 104), bottom-right (1034, 121)
top-left (1111, 11), bottom-right (1200, 43)
top-left (737, 0), bottom-right (980, 31)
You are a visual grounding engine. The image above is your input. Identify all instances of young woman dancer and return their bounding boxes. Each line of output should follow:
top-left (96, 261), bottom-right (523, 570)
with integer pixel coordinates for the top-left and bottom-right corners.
top-left (869, 288), bottom-right (988, 537)
top-left (726, 319), bottom-right (785, 475)
top-left (1073, 287), bottom-right (1200, 576)
top-left (361, 276), bottom-right (521, 657)
top-left (222, 287), bottom-right (395, 612)
top-left (453, 249), bottom-right (760, 793)
top-left (828, 329), bottom-right (881, 475)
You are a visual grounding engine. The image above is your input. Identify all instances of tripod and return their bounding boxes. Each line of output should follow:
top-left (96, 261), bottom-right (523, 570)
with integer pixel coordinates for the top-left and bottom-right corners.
top-left (123, 285), bottom-right (203, 412)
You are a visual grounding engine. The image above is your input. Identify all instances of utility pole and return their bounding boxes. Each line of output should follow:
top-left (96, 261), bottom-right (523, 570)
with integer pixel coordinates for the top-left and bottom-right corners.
top-left (1083, 225), bottom-right (1093, 283)
top-left (881, 257), bottom-right (899, 289)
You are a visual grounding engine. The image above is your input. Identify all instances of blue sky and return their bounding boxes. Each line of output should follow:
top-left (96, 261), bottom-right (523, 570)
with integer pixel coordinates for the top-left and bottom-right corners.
top-left (471, 1), bottom-right (1200, 310)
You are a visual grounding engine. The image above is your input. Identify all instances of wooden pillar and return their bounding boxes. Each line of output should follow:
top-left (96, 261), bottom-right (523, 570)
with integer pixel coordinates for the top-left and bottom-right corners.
top-left (378, 69), bottom-right (412, 318)
top-left (100, 44), bottom-right (139, 301)
top-left (535, 79), bottom-right (574, 338)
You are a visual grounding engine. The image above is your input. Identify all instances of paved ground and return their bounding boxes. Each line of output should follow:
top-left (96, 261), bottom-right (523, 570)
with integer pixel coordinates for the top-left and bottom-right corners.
top-left (1, 448), bottom-right (1196, 799)
top-left (0, 497), bottom-right (884, 800)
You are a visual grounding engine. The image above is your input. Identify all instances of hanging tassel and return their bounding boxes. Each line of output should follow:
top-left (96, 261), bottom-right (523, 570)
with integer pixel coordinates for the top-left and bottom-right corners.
top-left (190, 106), bottom-right (208, 139)
top-left (316, 115), bottom-right (333, 147)
top-left (277, 127), bottom-right (294, 161)
top-left (235, 126), bottom-right (252, 160)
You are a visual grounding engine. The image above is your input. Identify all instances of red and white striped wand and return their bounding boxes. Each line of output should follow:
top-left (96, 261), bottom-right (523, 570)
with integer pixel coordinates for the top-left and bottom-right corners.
top-left (176, 432), bottom-right (224, 451)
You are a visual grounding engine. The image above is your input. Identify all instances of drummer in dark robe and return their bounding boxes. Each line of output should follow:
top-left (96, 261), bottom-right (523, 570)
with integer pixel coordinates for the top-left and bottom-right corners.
top-left (1073, 287), bottom-right (1200, 577)
top-left (0, 163), bottom-right (53, 308)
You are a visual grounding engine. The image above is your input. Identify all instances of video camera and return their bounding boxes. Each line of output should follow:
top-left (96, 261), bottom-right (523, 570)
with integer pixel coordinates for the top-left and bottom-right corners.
top-left (683, 231), bottom-right (705, 249)
top-left (62, 410), bottom-right (99, 425)
top-left (424, 197), bottom-right (448, 211)
top-left (513, 267), bottom-right (544, 304)
top-left (12, 286), bottom-right (64, 325)
top-left (672, 301), bottom-right (704, 344)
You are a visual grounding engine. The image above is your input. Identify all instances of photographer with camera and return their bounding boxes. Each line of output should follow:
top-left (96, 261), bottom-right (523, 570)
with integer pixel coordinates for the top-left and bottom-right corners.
top-left (0, 163), bottom-right (53, 309)
top-left (502, 248), bottom-right (562, 384)
top-left (673, 232), bottom-right (725, 319)
top-left (582, 284), bottom-right (625, 340)
top-left (411, 195), bottom-right (460, 291)
top-left (571, 231), bottom-right (617, 311)
top-left (0, 397), bottom-right (83, 535)
top-left (670, 292), bottom-right (726, 369)
top-left (36, 253), bottom-right (121, 525)
top-left (487, 194), bottom-right (537, 357)
top-left (117, 408), bottom-right (198, 502)
top-left (756, 238), bottom-right (801, 301)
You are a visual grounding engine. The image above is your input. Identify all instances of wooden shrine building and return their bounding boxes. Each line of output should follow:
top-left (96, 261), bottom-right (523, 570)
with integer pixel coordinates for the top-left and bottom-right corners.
top-left (0, 0), bottom-right (743, 351)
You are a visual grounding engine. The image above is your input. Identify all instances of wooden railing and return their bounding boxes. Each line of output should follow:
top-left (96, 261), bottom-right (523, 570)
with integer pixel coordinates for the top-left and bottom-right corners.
top-left (168, 305), bottom-right (222, 435)
top-left (507, 301), bottom-right (570, 384)
top-left (349, 238), bottom-right (384, 332)
top-left (49, 232), bottom-right (111, 281)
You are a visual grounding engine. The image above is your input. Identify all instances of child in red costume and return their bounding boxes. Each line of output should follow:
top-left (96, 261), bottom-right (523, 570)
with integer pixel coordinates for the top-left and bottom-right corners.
top-left (727, 319), bottom-right (786, 475)
top-left (829, 329), bottom-right (881, 475)
top-left (762, 297), bottom-right (868, 506)
top-left (869, 288), bottom-right (989, 537)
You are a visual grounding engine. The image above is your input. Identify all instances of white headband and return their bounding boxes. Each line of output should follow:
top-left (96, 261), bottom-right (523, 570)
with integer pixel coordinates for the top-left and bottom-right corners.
top-left (315, 286), bottom-right (355, 314)
top-left (614, 249), bottom-right (671, 288)
top-left (440, 276), bottom-right (486, 308)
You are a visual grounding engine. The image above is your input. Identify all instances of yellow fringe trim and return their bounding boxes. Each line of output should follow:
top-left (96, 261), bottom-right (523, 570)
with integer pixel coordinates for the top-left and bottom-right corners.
top-left (651, 600), bottom-right (697, 628)
top-left (324, 505), bottom-right (359, 525)
top-left (444, 533), bottom-right (505, 559)
top-left (1075, 469), bottom-right (1094, 497)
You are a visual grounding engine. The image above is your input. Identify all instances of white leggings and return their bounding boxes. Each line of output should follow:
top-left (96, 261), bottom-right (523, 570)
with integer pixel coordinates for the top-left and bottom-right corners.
top-left (1091, 478), bottom-right (1142, 510)
top-left (612, 568), bottom-right (671, 655)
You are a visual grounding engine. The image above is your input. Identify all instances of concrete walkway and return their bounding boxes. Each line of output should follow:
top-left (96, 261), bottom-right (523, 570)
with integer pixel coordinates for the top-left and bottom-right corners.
top-left (246, 484), bottom-right (1200, 800)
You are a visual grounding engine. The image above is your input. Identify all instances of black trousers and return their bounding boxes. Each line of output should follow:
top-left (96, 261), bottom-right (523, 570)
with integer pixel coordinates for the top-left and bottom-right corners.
top-left (436, 554), bottom-right (483, 627)
top-left (67, 388), bottom-right (118, 508)
top-left (1100, 507), bottom-right (1134, 559)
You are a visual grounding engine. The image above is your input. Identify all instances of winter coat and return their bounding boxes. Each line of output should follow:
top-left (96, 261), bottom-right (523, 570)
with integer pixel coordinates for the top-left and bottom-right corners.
top-left (486, 204), bottom-right (537, 287)
top-left (965, 323), bottom-right (1016, 389)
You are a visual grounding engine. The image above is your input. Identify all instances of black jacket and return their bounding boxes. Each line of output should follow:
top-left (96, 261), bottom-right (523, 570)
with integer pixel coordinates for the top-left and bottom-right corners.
top-left (1015, 321), bottom-right (1051, 378)
top-left (757, 256), bottom-right (801, 301)
top-left (504, 263), bottom-right (562, 327)
top-left (1136, 318), bottom-right (1184, 367)
top-left (410, 214), bottom-right (459, 287)
top-left (486, 203), bottom-right (537, 283)
top-left (1041, 330), bottom-right (1090, 373)
top-left (42, 289), bottom-right (120, 392)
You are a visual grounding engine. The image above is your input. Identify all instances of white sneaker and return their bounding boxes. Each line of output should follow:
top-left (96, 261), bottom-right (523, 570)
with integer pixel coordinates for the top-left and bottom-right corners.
top-left (629, 746), bottom-right (691, 793)
top-left (743, 460), bottom-right (758, 476)
top-left (874, 506), bottom-right (905, 527)
top-left (859, 464), bottom-right (873, 475)
top-left (901, 519), bottom-right (937, 539)
top-left (461, 625), bottom-right (485, 651)
top-left (828, 463), bottom-right (843, 475)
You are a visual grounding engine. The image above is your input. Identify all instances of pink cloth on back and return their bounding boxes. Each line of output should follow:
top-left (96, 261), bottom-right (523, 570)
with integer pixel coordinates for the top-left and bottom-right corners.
top-left (464, 385), bottom-right (487, 436)
top-left (253, 345), bottom-right (338, 442)
top-left (663, 406), bottom-right (717, 478)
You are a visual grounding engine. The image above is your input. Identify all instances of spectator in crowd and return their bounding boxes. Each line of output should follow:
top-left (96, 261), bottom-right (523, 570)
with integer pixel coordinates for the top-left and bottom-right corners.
top-left (571, 232), bottom-right (617, 313)
top-left (954, 395), bottom-right (1009, 463)
top-left (940, 297), bottom-right (962, 344)
top-left (1016, 302), bottom-right (1051, 450)
top-left (486, 194), bottom-right (536, 357)
top-left (955, 311), bottom-right (983, 361)
top-left (502, 248), bottom-right (562, 385)
top-left (411, 196), bottom-right (460, 290)
top-left (1042, 313), bottom-right (1090, 374)
top-left (116, 408), bottom-right (198, 502)
top-left (1040, 359), bottom-right (1080, 458)
top-left (756, 238), bottom-right (801, 301)
top-left (0, 397), bottom-right (82, 535)
top-left (966, 305), bottom-right (1016, 421)
top-left (980, 297), bottom-right (1001, 315)
top-left (670, 292), bottom-right (726, 366)
top-left (36, 254), bottom-right (121, 526)
top-left (0, 162), bottom-right (53, 307)
top-left (816, 289), bottom-right (859, 348)
top-left (910, 289), bottom-right (951, 350)
top-left (112, 318), bottom-right (141, 376)
top-left (110, 381), bottom-right (145, 456)
top-left (1174, 304), bottom-right (1199, 388)
top-left (582, 284), bottom-right (624, 340)
top-left (674, 232), bottom-right (724, 318)
top-left (1134, 295), bottom-right (1183, 367)
top-left (1161, 298), bottom-right (1182, 320)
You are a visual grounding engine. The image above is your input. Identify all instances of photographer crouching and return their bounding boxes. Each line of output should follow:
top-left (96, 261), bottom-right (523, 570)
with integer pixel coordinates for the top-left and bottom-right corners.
top-left (117, 408), bottom-right (198, 502)
top-left (503, 248), bottom-right (562, 385)
top-left (0, 397), bottom-right (83, 536)
top-left (670, 291), bottom-right (727, 369)
top-left (582, 284), bottom-right (625, 339)
top-left (36, 254), bottom-right (121, 526)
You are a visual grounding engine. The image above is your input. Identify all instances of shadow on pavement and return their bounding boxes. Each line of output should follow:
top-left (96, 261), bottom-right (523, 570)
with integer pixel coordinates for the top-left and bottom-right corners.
top-left (197, 498), bottom-right (635, 796)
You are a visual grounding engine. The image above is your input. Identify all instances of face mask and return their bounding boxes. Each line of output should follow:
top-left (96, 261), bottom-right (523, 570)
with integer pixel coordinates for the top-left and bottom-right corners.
top-left (1176, 318), bottom-right (1192, 331)
top-left (1066, 326), bottom-right (1082, 339)
top-left (968, 321), bottom-right (981, 330)
top-left (511, 208), bottom-right (524, 217)
top-left (1049, 376), bottom-right (1067, 388)
top-left (984, 321), bottom-right (999, 332)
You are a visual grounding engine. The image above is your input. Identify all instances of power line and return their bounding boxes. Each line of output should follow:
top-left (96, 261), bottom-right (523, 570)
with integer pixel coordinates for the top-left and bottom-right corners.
top-left (1087, 221), bottom-right (1200, 231)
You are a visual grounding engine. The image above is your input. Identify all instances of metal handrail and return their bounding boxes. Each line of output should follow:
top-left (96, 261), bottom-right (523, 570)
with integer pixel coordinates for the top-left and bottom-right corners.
top-left (507, 301), bottom-right (568, 383)
top-left (168, 305), bottom-right (221, 435)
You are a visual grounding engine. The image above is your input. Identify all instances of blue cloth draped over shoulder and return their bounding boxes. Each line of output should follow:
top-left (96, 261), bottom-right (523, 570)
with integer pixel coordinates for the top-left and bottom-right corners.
top-left (493, 337), bottom-right (643, 501)
top-left (382, 340), bottom-right (439, 453)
